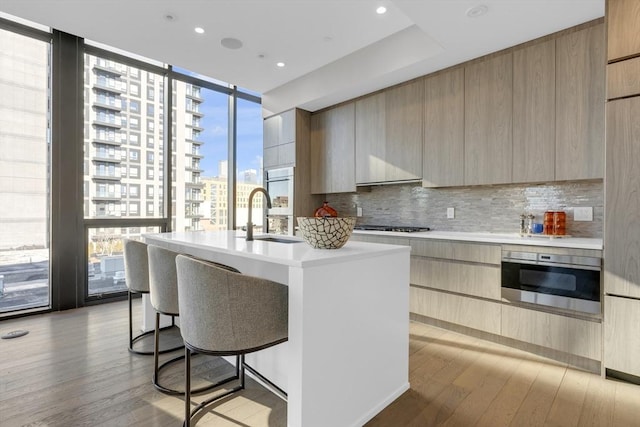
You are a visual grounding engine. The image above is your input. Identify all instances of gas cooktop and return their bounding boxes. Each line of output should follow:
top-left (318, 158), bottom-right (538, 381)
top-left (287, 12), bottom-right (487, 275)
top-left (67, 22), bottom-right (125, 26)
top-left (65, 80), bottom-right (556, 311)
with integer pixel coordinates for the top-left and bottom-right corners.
top-left (353, 225), bottom-right (431, 233)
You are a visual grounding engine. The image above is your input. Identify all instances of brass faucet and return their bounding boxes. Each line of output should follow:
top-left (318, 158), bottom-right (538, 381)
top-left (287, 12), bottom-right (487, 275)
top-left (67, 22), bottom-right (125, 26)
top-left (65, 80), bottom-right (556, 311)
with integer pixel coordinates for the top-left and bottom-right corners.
top-left (246, 187), bottom-right (272, 241)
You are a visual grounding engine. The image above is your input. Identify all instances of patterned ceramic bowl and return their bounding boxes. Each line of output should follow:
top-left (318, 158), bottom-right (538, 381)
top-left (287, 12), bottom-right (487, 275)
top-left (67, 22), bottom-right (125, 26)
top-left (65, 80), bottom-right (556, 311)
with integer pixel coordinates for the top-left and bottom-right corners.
top-left (297, 217), bottom-right (356, 249)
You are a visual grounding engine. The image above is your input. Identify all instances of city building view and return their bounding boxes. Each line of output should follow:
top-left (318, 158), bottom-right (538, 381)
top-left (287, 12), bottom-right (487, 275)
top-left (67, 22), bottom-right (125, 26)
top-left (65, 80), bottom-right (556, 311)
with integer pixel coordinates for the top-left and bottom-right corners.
top-left (0, 24), bottom-right (263, 314)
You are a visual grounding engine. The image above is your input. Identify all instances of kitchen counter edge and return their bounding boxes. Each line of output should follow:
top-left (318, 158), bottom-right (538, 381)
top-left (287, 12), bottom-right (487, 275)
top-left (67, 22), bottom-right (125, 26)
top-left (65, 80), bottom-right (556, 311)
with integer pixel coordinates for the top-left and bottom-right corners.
top-left (352, 230), bottom-right (603, 250)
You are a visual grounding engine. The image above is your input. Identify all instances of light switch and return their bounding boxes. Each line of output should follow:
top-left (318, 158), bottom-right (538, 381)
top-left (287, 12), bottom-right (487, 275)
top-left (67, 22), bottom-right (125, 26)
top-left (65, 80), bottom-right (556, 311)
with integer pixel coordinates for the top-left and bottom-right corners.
top-left (447, 207), bottom-right (455, 219)
top-left (356, 206), bottom-right (363, 217)
top-left (574, 207), bottom-right (593, 221)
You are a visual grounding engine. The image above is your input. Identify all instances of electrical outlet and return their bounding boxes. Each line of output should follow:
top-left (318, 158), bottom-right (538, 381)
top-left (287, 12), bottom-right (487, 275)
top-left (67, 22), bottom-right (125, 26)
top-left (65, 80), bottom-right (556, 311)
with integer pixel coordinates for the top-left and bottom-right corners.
top-left (447, 207), bottom-right (455, 219)
top-left (356, 206), bottom-right (363, 217)
top-left (574, 207), bottom-right (593, 221)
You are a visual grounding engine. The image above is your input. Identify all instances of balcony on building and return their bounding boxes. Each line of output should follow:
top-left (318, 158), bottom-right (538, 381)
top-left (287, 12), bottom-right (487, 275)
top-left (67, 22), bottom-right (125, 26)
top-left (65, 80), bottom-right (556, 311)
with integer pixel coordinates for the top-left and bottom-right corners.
top-left (185, 85), bottom-right (204, 101)
top-left (92, 59), bottom-right (124, 77)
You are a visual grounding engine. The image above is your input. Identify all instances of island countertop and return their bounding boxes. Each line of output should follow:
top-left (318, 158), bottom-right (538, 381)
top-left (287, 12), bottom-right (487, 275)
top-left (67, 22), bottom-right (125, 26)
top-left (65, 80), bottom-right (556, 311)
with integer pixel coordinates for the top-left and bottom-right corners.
top-left (144, 230), bottom-right (410, 268)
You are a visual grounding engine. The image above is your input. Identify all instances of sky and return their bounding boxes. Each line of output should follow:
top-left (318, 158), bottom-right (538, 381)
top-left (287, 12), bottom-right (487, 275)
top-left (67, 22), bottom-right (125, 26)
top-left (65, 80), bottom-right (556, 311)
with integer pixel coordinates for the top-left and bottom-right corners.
top-left (180, 83), bottom-right (263, 180)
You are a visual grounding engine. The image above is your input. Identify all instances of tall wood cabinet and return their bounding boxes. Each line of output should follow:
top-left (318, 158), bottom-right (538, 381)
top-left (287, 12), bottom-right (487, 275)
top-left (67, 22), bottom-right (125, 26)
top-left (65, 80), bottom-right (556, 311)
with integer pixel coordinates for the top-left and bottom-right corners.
top-left (422, 68), bottom-right (464, 187)
top-left (555, 24), bottom-right (605, 181)
top-left (604, 0), bottom-right (640, 380)
top-left (464, 53), bottom-right (513, 185)
top-left (355, 80), bottom-right (423, 184)
top-left (605, 97), bottom-right (640, 299)
top-left (310, 103), bottom-right (356, 194)
top-left (512, 39), bottom-right (556, 183)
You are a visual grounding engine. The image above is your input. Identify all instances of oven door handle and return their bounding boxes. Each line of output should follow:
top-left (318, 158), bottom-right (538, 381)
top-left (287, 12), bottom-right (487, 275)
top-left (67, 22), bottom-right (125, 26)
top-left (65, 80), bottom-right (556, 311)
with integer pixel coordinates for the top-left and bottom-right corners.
top-left (533, 260), bottom-right (601, 272)
top-left (266, 177), bottom-right (291, 183)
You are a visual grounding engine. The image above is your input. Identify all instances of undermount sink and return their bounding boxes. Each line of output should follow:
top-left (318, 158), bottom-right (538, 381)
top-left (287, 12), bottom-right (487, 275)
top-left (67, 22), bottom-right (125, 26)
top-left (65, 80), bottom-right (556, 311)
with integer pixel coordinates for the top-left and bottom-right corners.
top-left (240, 236), bottom-right (302, 244)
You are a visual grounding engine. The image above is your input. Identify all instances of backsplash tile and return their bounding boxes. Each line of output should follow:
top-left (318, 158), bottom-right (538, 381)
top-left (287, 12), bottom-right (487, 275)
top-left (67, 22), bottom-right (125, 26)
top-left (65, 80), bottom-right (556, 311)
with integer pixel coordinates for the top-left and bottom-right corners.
top-left (327, 180), bottom-right (603, 238)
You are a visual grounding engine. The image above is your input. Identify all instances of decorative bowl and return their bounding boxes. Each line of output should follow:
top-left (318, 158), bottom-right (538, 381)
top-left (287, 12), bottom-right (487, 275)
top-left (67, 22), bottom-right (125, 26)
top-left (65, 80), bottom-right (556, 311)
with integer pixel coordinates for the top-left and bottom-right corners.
top-left (297, 217), bottom-right (356, 249)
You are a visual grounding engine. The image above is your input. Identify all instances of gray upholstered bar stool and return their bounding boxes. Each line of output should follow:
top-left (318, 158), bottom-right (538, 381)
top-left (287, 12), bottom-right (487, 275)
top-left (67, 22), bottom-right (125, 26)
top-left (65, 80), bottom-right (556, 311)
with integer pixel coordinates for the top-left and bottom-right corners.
top-left (147, 245), bottom-right (239, 395)
top-left (175, 254), bottom-right (288, 427)
top-left (123, 239), bottom-right (181, 356)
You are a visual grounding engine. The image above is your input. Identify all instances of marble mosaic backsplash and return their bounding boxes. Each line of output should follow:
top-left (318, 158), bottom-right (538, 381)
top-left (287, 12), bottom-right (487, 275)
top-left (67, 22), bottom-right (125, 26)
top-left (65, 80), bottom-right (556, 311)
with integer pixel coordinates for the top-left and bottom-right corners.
top-left (327, 180), bottom-right (603, 238)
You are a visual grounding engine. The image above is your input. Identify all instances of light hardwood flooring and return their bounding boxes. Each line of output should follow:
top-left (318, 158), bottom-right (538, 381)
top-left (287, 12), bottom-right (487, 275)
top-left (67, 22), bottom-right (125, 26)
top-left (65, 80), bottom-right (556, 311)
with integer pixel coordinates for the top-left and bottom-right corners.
top-left (1, 301), bottom-right (639, 427)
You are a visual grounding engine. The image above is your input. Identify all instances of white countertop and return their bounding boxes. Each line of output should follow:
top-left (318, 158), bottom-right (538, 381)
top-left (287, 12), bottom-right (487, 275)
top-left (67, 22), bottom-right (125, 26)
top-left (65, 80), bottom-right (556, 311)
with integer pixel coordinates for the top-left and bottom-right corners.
top-left (353, 229), bottom-right (603, 250)
top-left (144, 230), bottom-right (410, 268)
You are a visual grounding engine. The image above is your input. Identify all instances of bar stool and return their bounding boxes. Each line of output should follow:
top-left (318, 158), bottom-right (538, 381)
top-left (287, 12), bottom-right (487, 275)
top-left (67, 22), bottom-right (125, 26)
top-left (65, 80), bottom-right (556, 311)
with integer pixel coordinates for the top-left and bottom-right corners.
top-left (147, 245), bottom-right (240, 395)
top-left (175, 255), bottom-right (288, 427)
top-left (123, 239), bottom-right (181, 356)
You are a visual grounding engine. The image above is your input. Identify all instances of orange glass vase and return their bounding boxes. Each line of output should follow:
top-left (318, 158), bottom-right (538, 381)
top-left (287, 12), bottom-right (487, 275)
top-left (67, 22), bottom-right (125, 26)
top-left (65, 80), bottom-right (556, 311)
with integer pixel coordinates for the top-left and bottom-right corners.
top-left (314, 201), bottom-right (338, 218)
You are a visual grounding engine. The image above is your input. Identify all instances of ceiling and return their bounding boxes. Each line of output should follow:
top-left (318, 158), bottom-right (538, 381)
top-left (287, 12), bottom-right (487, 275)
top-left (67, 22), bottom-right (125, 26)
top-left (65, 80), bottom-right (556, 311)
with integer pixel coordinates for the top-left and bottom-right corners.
top-left (0, 0), bottom-right (604, 115)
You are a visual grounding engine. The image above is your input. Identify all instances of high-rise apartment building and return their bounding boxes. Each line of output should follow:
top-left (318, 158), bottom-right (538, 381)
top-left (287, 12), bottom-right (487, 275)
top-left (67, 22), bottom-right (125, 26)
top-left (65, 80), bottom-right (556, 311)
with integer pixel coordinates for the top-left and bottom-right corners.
top-left (83, 55), bottom-right (204, 233)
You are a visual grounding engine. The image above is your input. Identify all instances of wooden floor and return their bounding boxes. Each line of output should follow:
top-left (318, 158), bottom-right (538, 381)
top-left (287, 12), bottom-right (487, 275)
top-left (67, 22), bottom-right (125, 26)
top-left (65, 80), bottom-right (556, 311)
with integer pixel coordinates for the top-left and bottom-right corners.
top-left (1, 301), bottom-right (639, 427)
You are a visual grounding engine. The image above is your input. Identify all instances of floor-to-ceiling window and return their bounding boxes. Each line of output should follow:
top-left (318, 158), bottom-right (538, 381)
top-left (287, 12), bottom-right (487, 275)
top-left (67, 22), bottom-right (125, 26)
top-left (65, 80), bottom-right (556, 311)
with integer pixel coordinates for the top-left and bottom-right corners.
top-left (83, 52), bottom-right (168, 297)
top-left (171, 80), bottom-right (229, 232)
top-left (0, 27), bottom-right (51, 314)
top-left (235, 97), bottom-right (264, 232)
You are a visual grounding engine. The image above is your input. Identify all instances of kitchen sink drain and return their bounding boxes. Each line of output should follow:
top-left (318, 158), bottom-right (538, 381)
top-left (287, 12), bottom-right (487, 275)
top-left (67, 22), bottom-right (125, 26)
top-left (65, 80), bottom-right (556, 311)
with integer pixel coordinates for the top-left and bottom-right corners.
top-left (1, 330), bottom-right (29, 339)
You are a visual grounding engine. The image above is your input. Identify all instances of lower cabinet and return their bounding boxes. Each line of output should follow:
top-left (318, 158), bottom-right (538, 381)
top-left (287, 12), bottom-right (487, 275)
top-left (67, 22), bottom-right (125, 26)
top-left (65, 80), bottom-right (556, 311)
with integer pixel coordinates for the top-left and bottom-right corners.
top-left (410, 257), bottom-right (500, 300)
top-left (604, 295), bottom-right (640, 377)
top-left (410, 286), bottom-right (502, 335)
top-left (501, 305), bottom-right (602, 361)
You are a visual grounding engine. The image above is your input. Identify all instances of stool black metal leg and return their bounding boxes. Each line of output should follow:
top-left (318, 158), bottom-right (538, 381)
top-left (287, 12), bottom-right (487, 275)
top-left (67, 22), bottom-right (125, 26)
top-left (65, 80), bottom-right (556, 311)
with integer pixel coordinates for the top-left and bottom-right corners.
top-left (184, 347), bottom-right (191, 427)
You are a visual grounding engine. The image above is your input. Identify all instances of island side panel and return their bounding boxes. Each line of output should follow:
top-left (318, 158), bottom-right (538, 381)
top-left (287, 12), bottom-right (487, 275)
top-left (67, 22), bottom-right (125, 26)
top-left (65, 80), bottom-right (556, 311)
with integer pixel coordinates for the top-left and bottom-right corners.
top-left (287, 249), bottom-right (410, 427)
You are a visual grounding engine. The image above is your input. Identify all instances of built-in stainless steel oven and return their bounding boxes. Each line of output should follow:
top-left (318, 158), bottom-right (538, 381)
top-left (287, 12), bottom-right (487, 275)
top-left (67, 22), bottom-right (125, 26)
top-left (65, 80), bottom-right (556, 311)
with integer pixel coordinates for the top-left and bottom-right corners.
top-left (501, 250), bottom-right (601, 314)
top-left (265, 167), bottom-right (294, 235)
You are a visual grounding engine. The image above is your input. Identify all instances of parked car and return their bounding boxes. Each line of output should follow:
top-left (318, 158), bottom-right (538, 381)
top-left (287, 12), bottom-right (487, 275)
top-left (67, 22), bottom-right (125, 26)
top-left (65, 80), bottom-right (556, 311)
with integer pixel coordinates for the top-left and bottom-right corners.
top-left (113, 271), bottom-right (126, 286)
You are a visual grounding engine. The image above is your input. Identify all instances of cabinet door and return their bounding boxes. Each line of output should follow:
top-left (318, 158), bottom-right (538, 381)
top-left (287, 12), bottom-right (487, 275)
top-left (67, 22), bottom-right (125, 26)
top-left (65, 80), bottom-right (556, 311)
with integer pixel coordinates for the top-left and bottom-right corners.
top-left (385, 80), bottom-right (423, 181)
top-left (355, 92), bottom-right (385, 184)
top-left (410, 286), bottom-right (502, 335)
top-left (264, 115), bottom-right (281, 148)
top-left (410, 257), bottom-right (501, 300)
top-left (604, 295), bottom-right (640, 377)
top-left (513, 40), bottom-right (556, 183)
top-left (607, 0), bottom-right (640, 62)
top-left (423, 69), bottom-right (464, 187)
top-left (605, 97), bottom-right (640, 298)
top-left (555, 24), bottom-right (605, 181)
top-left (607, 57), bottom-right (640, 100)
top-left (501, 305), bottom-right (601, 360)
top-left (310, 104), bottom-right (356, 194)
top-left (280, 109), bottom-right (295, 144)
top-left (464, 53), bottom-right (513, 185)
top-left (355, 81), bottom-right (423, 184)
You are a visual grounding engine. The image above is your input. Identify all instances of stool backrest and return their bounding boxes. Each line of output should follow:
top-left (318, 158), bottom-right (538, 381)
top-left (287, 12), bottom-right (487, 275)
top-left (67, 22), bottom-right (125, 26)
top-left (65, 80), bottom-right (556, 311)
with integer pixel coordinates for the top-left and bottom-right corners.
top-left (176, 255), bottom-right (288, 354)
top-left (123, 239), bottom-right (149, 293)
top-left (147, 245), bottom-right (180, 316)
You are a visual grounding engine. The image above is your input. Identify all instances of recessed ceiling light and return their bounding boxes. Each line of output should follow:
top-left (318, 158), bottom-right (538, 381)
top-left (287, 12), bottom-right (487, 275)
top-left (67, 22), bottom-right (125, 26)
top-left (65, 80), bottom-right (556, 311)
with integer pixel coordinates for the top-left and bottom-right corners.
top-left (164, 14), bottom-right (176, 22)
top-left (376, 6), bottom-right (387, 15)
top-left (221, 37), bottom-right (243, 50)
top-left (276, 62), bottom-right (285, 68)
top-left (466, 5), bottom-right (488, 18)
top-left (194, 27), bottom-right (205, 34)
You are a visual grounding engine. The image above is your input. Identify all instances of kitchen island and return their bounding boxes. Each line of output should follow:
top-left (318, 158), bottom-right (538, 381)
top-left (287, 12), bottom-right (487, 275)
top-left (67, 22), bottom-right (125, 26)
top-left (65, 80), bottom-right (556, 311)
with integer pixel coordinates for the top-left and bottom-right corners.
top-left (144, 230), bottom-right (410, 427)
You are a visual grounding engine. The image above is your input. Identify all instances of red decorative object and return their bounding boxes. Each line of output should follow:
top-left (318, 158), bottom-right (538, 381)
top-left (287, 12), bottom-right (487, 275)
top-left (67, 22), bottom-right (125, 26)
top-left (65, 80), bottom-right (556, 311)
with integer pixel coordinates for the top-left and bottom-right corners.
top-left (314, 201), bottom-right (338, 218)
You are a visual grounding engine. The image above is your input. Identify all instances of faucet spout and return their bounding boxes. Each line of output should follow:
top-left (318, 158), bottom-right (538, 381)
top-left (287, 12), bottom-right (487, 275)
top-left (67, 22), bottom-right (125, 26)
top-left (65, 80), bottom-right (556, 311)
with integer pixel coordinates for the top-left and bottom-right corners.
top-left (246, 187), bottom-right (272, 241)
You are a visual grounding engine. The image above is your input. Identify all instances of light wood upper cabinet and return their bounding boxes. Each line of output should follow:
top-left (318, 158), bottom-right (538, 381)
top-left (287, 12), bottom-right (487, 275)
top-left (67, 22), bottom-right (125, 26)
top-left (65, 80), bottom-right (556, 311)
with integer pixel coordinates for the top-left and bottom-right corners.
top-left (310, 103), bottom-right (356, 194)
top-left (555, 24), bottom-right (605, 181)
top-left (464, 53), bottom-right (513, 185)
top-left (605, 97), bottom-right (640, 298)
top-left (355, 92), bottom-right (385, 184)
top-left (355, 80), bottom-right (423, 184)
top-left (513, 40), bottom-right (556, 183)
top-left (263, 109), bottom-right (296, 169)
top-left (607, 0), bottom-right (640, 62)
top-left (423, 68), bottom-right (464, 187)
